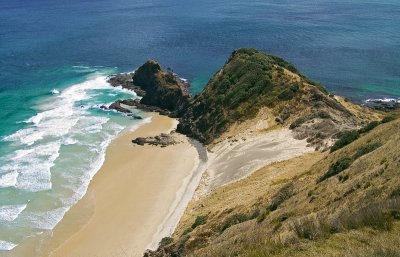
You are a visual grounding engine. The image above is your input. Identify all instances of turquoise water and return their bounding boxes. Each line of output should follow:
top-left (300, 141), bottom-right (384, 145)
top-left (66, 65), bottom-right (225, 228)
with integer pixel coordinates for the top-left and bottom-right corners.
top-left (0, 0), bottom-right (399, 252)
top-left (0, 68), bottom-right (149, 251)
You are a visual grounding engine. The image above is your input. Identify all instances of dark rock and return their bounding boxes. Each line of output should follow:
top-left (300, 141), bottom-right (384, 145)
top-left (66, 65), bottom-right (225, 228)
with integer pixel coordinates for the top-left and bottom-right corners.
top-left (109, 101), bottom-right (131, 113)
top-left (132, 137), bottom-right (146, 146)
top-left (108, 61), bottom-right (192, 118)
top-left (100, 105), bottom-right (107, 109)
top-left (107, 73), bottom-right (146, 97)
top-left (133, 116), bottom-right (143, 120)
top-left (131, 60), bottom-right (192, 117)
top-left (363, 98), bottom-right (400, 111)
top-left (120, 99), bottom-right (139, 106)
top-left (132, 133), bottom-right (178, 147)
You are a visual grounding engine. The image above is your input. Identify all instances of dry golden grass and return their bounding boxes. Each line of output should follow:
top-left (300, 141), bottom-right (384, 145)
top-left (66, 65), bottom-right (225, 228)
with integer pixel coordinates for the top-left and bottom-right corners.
top-left (153, 117), bottom-right (400, 257)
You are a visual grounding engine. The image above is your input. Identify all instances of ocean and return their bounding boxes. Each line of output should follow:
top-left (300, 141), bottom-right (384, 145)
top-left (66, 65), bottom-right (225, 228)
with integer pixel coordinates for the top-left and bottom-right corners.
top-left (0, 0), bottom-right (399, 253)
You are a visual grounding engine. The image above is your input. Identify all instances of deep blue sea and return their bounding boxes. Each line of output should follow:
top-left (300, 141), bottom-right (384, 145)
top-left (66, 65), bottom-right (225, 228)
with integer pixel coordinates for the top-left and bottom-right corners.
top-left (0, 0), bottom-right (399, 253)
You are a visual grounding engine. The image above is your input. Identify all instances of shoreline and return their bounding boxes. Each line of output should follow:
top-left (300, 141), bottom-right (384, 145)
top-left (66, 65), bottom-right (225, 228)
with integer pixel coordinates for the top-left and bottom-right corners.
top-left (14, 113), bottom-right (204, 257)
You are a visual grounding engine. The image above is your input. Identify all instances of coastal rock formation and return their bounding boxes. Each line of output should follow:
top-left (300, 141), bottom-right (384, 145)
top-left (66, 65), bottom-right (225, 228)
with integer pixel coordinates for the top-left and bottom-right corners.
top-left (132, 133), bottom-right (179, 147)
top-left (107, 73), bottom-right (146, 97)
top-left (133, 60), bottom-right (191, 116)
top-left (177, 48), bottom-right (377, 150)
top-left (109, 100), bottom-right (131, 113)
top-left (108, 61), bottom-right (191, 117)
top-left (364, 98), bottom-right (400, 111)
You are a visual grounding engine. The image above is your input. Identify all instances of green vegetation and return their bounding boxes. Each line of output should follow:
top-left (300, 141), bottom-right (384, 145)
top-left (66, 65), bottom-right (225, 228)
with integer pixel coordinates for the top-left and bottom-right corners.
top-left (352, 143), bottom-right (382, 160)
top-left (191, 215), bottom-right (208, 229)
top-left (177, 48), bottom-right (318, 144)
top-left (391, 188), bottom-right (400, 198)
top-left (159, 237), bottom-right (173, 247)
top-left (330, 131), bottom-right (360, 152)
top-left (318, 157), bottom-right (353, 182)
top-left (330, 116), bottom-right (395, 153)
top-left (382, 115), bottom-right (396, 123)
top-left (219, 209), bottom-right (261, 232)
top-left (358, 121), bottom-right (380, 134)
top-left (321, 142), bottom-right (382, 182)
top-left (257, 211), bottom-right (269, 223)
top-left (182, 227), bottom-right (193, 235)
top-left (220, 213), bottom-right (250, 232)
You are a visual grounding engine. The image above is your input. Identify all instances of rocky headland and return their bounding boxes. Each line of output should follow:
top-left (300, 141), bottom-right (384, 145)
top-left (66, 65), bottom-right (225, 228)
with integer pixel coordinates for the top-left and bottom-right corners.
top-left (128, 49), bottom-right (400, 257)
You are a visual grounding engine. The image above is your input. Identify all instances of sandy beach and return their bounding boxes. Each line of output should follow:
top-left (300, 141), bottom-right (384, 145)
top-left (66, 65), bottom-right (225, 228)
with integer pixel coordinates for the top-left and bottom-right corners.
top-left (25, 114), bottom-right (204, 257)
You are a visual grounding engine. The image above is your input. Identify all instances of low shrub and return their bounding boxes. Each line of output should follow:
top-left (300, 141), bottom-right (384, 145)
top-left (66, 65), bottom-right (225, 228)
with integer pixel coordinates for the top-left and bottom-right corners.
top-left (390, 188), bottom-right (400, 198)
top-left (318, 157), bottom-right (353, 182)
top-left (353, 143), bottom-right (382, 160)
top-left (338, 173), bottom-right (349, 182)
top-left (269, 183), bottom-right (294, 211)
top-left (257, 211), bottom-right (269, 223)
top-left (191, 215), bottom-right (208, 229)
top-left (382, 115), bottom-right (396, 123)
top-left (330, 131), bottom-right (360, 152)
top-left (220, 213), bottom-right (250, 232)
top-left (183, 227), bottom-right (193, 235)
top-left (358, 121), bottom-right (380, 134)
top-left (159, 237), bottom-right (173, 247)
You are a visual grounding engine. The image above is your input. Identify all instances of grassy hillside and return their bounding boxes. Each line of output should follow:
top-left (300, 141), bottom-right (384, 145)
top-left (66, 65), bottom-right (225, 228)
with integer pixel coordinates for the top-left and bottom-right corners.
top-left (177, 48), bottom-right (377, 149)
top-left (146, 115), bottom-right (400, 257)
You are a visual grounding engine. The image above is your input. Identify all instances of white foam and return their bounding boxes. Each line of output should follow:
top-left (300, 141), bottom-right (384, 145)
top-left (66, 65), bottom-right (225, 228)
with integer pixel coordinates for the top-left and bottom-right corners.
top-left (0, 172), bottom-right (18, 188)
top-left (51, 89), bottom-right (60, 94)
top-left (0, 240), bottom-right (17, 251)
top-left (27, 206), bottom-right (69, 230)
top-left (365, 97), bottom-right (400, 103)
top-left (61, 137), bottom-right (78, 145)
top-left (112, 85), bottom-right (138, 97)
top-left (24, 112), bottom-right (44, 125)
top-left (12, 149), bottom-right (35, 160)
top-left (14, 141), bottom-right (61, 192)
top-left (0, 141), bottom-right (61, 192)
top-left (0, 73), bottom-right (145, 237)
top-left (0, 204), bottom-right (27, 222)
top-left (4, 76), bottom-right (112, 146)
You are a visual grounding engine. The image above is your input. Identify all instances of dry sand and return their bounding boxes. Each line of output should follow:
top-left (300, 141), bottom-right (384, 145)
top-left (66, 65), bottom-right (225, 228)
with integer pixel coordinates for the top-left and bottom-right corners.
top-left (195, 129), bottom-right (313, 198)
top-left (33, 114), bottom-right (205, 257)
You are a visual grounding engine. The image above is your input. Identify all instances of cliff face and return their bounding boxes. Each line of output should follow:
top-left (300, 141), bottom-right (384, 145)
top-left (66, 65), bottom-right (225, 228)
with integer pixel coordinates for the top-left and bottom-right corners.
top-left (177, 48), bottom-right (376, 149)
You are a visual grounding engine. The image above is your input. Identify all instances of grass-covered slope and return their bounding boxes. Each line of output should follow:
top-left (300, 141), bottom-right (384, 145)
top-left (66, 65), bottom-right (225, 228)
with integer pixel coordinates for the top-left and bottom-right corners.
top-left (177, 48), bottom-right (375, 148)
top-left (147, 116), bottom-right (400, 257)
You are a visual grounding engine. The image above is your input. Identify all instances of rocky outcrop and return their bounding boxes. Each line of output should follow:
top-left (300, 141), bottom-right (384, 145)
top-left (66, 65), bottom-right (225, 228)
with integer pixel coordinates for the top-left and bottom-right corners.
top-left (109, 100), bottom-right (131, 113)
top-left (132, 133), bottom-right (179, 147)
top-left (132, 60), bottom-right (191, 116)
top-left (107, 73), bottom-right (146, 97)
top-left (108, 61), bottom-right (191, 117)
top-left (364, 98), bottom-right (400, 111)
